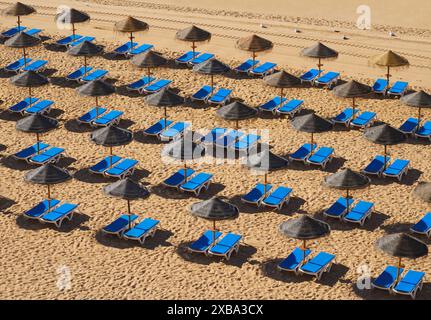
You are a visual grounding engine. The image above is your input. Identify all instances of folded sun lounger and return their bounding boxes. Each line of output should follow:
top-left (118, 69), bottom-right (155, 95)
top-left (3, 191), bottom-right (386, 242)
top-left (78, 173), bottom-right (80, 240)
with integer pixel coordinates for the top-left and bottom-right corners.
top-left (28, 147), bottom-right (65, 165)
top-left (362, 155), bottom-right (390, 177)
top-left (333, 108), bottom-right (360, 126)
top-left (276, 99), bottom-right (304, 117)
top-left (208, 233), bottom-right (242, 260)
top-left (415, 121), bottom-right (431, 140)
top-left (4, 57), bottom-right (32, 73)
top-left (113, 41), bottom-right (137, 56)
top-left (142, 79), bottom-right (171, 94)
top-left (159, 122), bottom-right (189, 141)
top-left (393, 270), bottom-right (425, 299)
top-left (323, 196), bottom-right (354, 219)
top-left (24, 100), bottom-right (54, 115)
top-left (123, 218), bottom-right (160, 245)
top-left (382, 159), bottom-right (410, 181)
top-left (24, 199), bottom-right (60, 219)
top-left (207, 88), bottom-right (232, 105)
top-left (66, 66), bottom-right (93, 82)
top-left (232, 134), bottom-right (261, 152)
top-left (372, 78), bottom-right (388, 94)
top-left (289, 143), bottom-right (316, 163)
top-left (300, 69), bottom-right (322, 84)
top-left (399, 117), bottom-right (419, 135)
top-left (102, 214), bottom-right (139, 237)
top-left (241, 183), bottom-right (273, 206)
top-left (188, 53), bottom-right (214, 66)
top-left (387, 81), bottom-right (408, 97)
top-left (372, 265), bottom-right (404, 291)
top-left (299, 252), bottom-right (335, 280)
top-left (80, 69), bottom-right (108, 82)
top-left (21, 59), bottom-right (47, 72)
top-left (349, 111), bottom-right (376, 129)
top-left (77, 107), bottom-right (107, 124)
top-left (234, 59), bottom-right (260, 73)
top-left (104, 158), bottom-right (138, 179)
top-left (89, 155), bottom-right (122, 175)
top-left (188, 230), bottom-right (222, 254)
top-left (1, 26), bottom-right (26, 38)
top-left (179, 172), bottom-right (213, 195)
top-left (343, 200), bottom-right (374, 225)
top-left (13, 141), bottom-right (49, 161)
top-left (259, 96), bottom-right (287, 113)
top-left (163, 168), bottom-right (195, 188)
top-left (91, 110), bottom-right (123, 127)
top-left (278, 247), bottom-right (312, 274)
top-left (262, 186), bottom-right (292, 210)
top-left (126, 76), bottom-right (155, 93)
top-left (191, 85), bottom-right (214, 101)
top-left (56, 34), bottom-right (82, 47)
top-left (411, 212), bottom-right (431, 238)
top-left (175, 51), bottom-right (200, 64)
top-left (39, 203), bottom-right (78, 228)
top-left (8, 97), bottom-right (39, 113)
top-left (306, 147), bottom-right (334, 168)
top-left (314, 71), bottom-right (340, 88)
top-left (127, 43), bottom-right (154, 56)
top-left (249, 62), bottom-right (277, 77)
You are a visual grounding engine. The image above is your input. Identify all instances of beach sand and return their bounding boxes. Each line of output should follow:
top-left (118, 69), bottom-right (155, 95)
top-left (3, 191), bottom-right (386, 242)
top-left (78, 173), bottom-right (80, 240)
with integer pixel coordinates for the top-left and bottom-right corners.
top-left (0, 0), bottom-right (430, 299)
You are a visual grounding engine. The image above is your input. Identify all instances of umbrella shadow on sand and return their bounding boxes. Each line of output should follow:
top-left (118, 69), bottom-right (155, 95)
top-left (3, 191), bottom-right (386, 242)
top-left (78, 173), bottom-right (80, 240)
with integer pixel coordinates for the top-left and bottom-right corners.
top-left (133, 130), bottom-right (166, 145)
top-left (286, 156), bottom-right (347, 173)
top-left (0, 144), bottom-right (7, 152)
top-left (0, 196), bottom-right (16, 212)
top-left (151, 183), bottom-right (225, 200)
top-left (16, 210), bottom-right (90, 232)
top-left (379, 222), bottom-right (417, 234)
top-left (43, 42), bottom-right (68, 53)
top-left (64, 119), bottom-right (93, 133)
top-left (50, 76), bottom-right (82, 89)
top-left (314, 210), bottom-right (390, 232)
top-left (74, 167), bottom-right (150, 184)
top-left (1, 155), bottom-right (36, 171)
top-left (229, 194), bottom-right (306, 215)
top-left (0, 110), bottom-right (23, 121)
top-left (352, 282), bottom-right (431, 300)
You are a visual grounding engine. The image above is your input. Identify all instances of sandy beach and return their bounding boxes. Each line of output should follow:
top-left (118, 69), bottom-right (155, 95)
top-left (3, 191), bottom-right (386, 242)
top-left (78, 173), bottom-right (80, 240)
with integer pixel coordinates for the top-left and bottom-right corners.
top-left (0, 0), bottom-right (431, 300)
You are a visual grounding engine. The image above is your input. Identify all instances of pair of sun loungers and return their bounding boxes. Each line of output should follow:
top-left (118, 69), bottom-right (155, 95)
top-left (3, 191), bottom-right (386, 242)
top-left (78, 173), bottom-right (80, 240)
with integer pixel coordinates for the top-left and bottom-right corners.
top-left (372, 79), bottom-right (409, 97)
top-left (8, 97), bottom-right (54, 115)
top-left (278, 248), bottom-right (336, 280)
top-left (23, 199), bottom-right (78, 228)
top-left (163, 169), bottom-right (213, 196)
top-left (362, 155), bottom-right (410, 181)
top-left (191, 85), bottom-right (232, 106)
top-left (143, 118), bottom-right (190, 141)
top-left (372, 266), bottom-right (425, 299)
top-left (102, 214), bottom-right (160, 245)
top-left (112, 42), bottom-right (154, 57)
top-left (4, 57), bottom-right (47, 73)
top-left (175, 51), bottom-right (214, 66)
top-left (234, 59), bottom-right (278, 77)
top-left (324, 197), bottom-right (374, 225)
top-left (300, 69), bottom-right (340, 89)
top-left (66, 66), bottom-right (108, 82)
top-left (399, 118), bottom-right (431, 140)
top-left (289, 143), bottom-right (334, 169)
top-left (89, 155), bottom-right (138, 179)
top-left (56, 34), bottom-right (95, 47)
top-left (13, 142), bottom-right (65, 165)
top-left (201, 128), bottom-right (261, 151)
top-left (127, 77), bottom-right (171, 94)
top-left (1, 26), bottom-right (42, 38)
top-left (259, 98), bottom-right (304, 116)
top-left (333, 108), bottom-right (377, 128)
top-left (242, 184), bottom-right (292, 211)
top-left (77, 107), bottom-right (124, 127)
top-left (188, 230), bottom-right (242, 260)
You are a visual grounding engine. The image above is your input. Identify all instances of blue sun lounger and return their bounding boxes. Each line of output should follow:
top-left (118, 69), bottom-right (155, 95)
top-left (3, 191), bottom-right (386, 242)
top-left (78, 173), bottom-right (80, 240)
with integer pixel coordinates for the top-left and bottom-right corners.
top-left (77, 107), bottom-right (107, 124)
top-left (113, 41), bottom-right (137, 56)
top-left (188, 53), bottom-right (214, 66)
top-left (234, 59), bottom-right (260, 73)
top-left (393, 270), bottom-right (426, 299)
top-left (201, 128), bottom-right (227, 144)
top-left (214, 130), bottom-right (243, 148)
top-left (21, 60), bottom-right (47, 72)
top-left (143, 119), bottom-right (173, 136)
top-left (127, 43), bottom-right (154, 56)
top-left (343, 200), bottom-right (374, 225)
top-left (278, 247), bottom-right (312, 274)
top-left (8, 97), bottom-right (39, 113)
top-left (232, 134), bottom-right (260, 151)
top-left (300, 69), bottom-right (322, 84)
top-left (179, 172), bottom-right (213, 195)
top-left (66, 66), bottom-right (93, 81)
top-left (24, 28), bottom-right (42, 37)
top-left (299, 252), bottom-right (336, 280)
top-left (306, 147), bottom-right (334, 168)
top-left (207, 88), bottom-right (232, 105)
top-left (39, 203), bottom-right (78, 228)
top-left (175, 51), bottom-right (200, 64)
top-left (372, 78), bottom-right (388, 94)
top-left (159, 122), bottom-right (189, 141)
top-left (29, 147), bottom-right (65, 165)
top-left (324, 197), bottom-right (354, 219)
top-left (69, 36), bottom-right (95, 47)
top-left (277, 99), bottom-right (304, 116)
top-left (24, 199), bottom-right (60, 219)
top-left (415, 121), bottom-right (431, 140)
top-left (102, 214), bottom-right (139, 236)
top-left (142, 79), bottom-right (171, 94)
top-left (399, 117), bottom-right (419, 135)
top-left (92, 110), bottom-right (123, 127)
top-left (262, 186), bottom-right (292, 210)
top-left (314, 71), bottom-right (340, 88)
top-left (350, 111), bottom-right (376, 128)
top-left (104, 158), bottom-right (138, 179)
top-left (411, 213), bottom-right (431, 238)
top-left (241, 183), bottom-right (273, 206)
top-left (126, 76), bottom-right (155, 92)
top-left (80, 69), bottom-right (108, 82)
top-left (4, 57), bottom-right (32, 73)
top-left (259, 97), bottom-right (287, 113)
top-left (333, 108), bottom-right (360, 126)
top-left (188, 230), bottom-right (222, 254)
top-left (249, 62), bottom-right (277, 77)
top-left (208, 233), bottom-right (242, 260)
top-left (387, 81), bottom-right (408, 97)
top-left (1, 26), bottom-right (26, 38)
top-left (382, 159), bottom-right (410, 181)
top-left (13, 141), bottom-right (49, 161)
top-left (56, 34), bottom-right (82, 46)
top-left (191, 85), bottom-right (214, 101)
top-left (24, 100), bottom-right (54, 114)
top-left (123, 218), bottom-right (160, 245)
top-left (289, 143), bottom-right (316, 163)
top-left (362, 155), bottom-right (390, 177)
top-left (163, 168), bottom-right (195, 188)
top-left (89, 155), bottom-right (122, 174)
top-left (372, 266), bottom-right (404, 291)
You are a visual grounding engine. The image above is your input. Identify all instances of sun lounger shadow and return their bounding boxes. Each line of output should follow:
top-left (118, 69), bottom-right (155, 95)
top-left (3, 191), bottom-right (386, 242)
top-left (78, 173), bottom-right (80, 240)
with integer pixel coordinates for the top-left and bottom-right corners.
top-left (116, 85), bottom-right (142, 98)
top-left (43, 42), bottom-right (68, 52)
top-left (0, 144), bottom-right (6, 152)
top-left (1, 155), bottom-right (35, 171)
top-left (116, 118), bottom-right (135, 129)
top-left (0, 110), bottom-right (22, 121)
top-left (74, 168), bottom-right (112, 184)
top-left (64, 119), bottom-right (93, 133)
top-left (352, 281), bottom-right (431, 300)
top-left (369, 168), bottom-right (422, 186)
top-left (380, 222), bottom-right (417, 234)
top-left (102, 52), bottom-right (130, 61)
top-left (133, 130), bottom-right (164, 145)
top-left (50, 76), bottom-right (81, 89)
top-left (95, 228), bottom-right (173, 249)
top-left (55, 156), bottom-right (77, 168)
top-left (0, 196), bottom-right (16, 212)
top-left (0, 68), bottom-right (11, 78)
top-left (16, 211), bottom-right (90, 232)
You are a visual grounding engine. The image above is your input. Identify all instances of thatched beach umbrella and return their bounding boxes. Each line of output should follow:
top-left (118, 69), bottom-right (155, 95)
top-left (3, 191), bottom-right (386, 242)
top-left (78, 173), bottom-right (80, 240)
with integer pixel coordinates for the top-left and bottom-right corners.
top-left (131, 51), bottom-right (167, 77)
top-left (300, 42), bottom-right (338, 73)
top-left (376, 233), bottom-right (428, 283)
top-left (10, 70), bottom-right (48, 103)
top-left (291, 113), bottom-right (333, 154)
top-left (279, 215), bottom-right (331, 263)
top-left (370, 50), bottom-right (409, 89)
top-left (55, 8), bottom-right (90, 37)
top-left (104, 177), bottom-right (150, 228)
top-left (114, 16), bottom-right (149, 50)
top-left (332, 80), bottom-right (371, 118)
top-left (363, 123), bottom-right (406, 169)
top-left (236, 34), bottom-right (273, 66)
top-left (413, 182), bottom-right (431, 203)
top-left (16, 113), bottom-right (58, 153)
top-left (216, 101), bottom-right (257, 129)
top-left (176, 25), bottom-right (211, 55)
top-left (323, 168), bottom-right (370, 214)
top-left (193, 58), bottom-right (230, 95)
top-left (190, 197), bottom-right (239, 245)
top-left (145, 88), bottom-right (184, 127)
top-left (67, 40), bottom-right (103, 73)
top-left (2, 2), bottom-right (36, 28)
top-left (76, 79), bottom-right (115, 117)
top-left (5, 31), bottom-right (41, 65)
top-left (401, 90), bottom-right (431, 127)
top-left (264, 71), bottom-right (301, 104)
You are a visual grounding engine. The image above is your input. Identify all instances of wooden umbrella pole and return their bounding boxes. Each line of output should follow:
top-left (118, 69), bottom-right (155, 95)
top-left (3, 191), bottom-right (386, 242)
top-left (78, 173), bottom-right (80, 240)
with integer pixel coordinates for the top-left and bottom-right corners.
top-left (302, 240), bottom-right (307, 263)
top-left (127, 199), bottom-right (132, 229)
top-left (310, 133), bottom-right (314, 155)
top-left (418, 107), bottom-right (422, 128)
top-left (36, 132), bottom-right (40, 154)
top-left (396, 257), bottom-right (403, 283)
top-left (280, 88), bottom-right (284, 106)
top-left (211, 75), bottom-right (214, 95)
top-left (147, 67), bottom-right (151, 78)
top-left (386, 66), bottom-right (391, 91)
top-left (72, 23), bottom-right (76, 37)
top-left (47, 184), bottom-right (51, 210)
top-left (346, 189), bottom-right (350, 213)
top-left (184, 162), bottom-right (187, 183)
top-left (212, 220), bottom-right (216, 247)
top-left (252, 52), bottom-right (256, 66)
top-left (28, 86), bottom-right (32, 102)
top-left (192, 41), bottom-right (196, 55)
top-left (264, 173), bottom-right (268, 196)
top-left (130, 32), bottom-right (134, 50)
top-left (352, 97), bottom-right (356, 119)
top-left (23, 47), bottom-right (27, 66)
top-left (318, 58), bottom-right (322, 73)
top-left (84, 56), bottom-right (87, 73)
top-left (110, 146), bottom-right (113, 167)
top-left (384, 145), bottom-right (388, 169)
top-left (17, 16), bottom-right (21, 28)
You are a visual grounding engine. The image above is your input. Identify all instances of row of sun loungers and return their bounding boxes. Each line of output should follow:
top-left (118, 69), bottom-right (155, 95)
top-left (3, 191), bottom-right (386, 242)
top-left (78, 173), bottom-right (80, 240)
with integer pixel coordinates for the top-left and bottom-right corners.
top-left (78, 107), bottom-right (123, 127)
top-left (362, 156), bottom-right (410, 180)
top-left (1, 26), bottom-right (42, 38)
top-left (324, 197), bottom-right (374, 225)
top-left (66, 66), bottom-right (108, 82)
top-left (102, 215), bottom-right (160, 244)
top-left (13, 142), bottom-right (65, 165)
top-left (24, 199), bottom-right (78, 228)
top-left (290, 144), bottom-right (334, 169)
top-left (234, 59), bottom-right (277, 77)
top-left (89, 156), bottom-right (138, 179)
top-left (188, 230), bottom-right (242, 260)
top-left (241, 184), bottom-right (292, 210)
top-left (4, 57), bottom-right (48, 73)
top-left (191, 86), bottom-right (232, 105)
top-left (112, 42), bottom-right (153, 57)
top-left (143, 119), bottom-right (190, 141)
top-left (259, 98), bottom-right (304, 116)
top-left (175, 51), bottom-right (214, 66)
top-left (127, 77), bottom-right (171, 94)
top-left (8, 97), bottom-right (54, 115)
top-left (163, 169), bottom-right (213, 196)
top-left (55, 34), bottom-right (95, 48)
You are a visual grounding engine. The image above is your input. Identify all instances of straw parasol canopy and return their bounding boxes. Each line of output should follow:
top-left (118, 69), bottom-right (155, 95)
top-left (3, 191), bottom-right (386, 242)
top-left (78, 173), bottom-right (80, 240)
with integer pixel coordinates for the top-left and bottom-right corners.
top-left (332, 80), bottom-right (371, 117)
top-left (67, 40), bottom-right (103, 72)
top-left (114, 16), bottom-right (149, 49)
top-left (131, 51), bottom-right (167, 77)
top-left (2, 2), bottom-right (36, 27)
top-left (193, 58), bottom-right (230, 95)
top-left (370, 50), bottom-right (409, 88)
top-left (236, 34), bottom-right (273, 65)
top-left (300, 42), bottom-right (338, 72)
top-left (363, 123), bottom-right (406, 169)
top-left (291, 113), bottom-right (333, 153)
top-left (401, 90), bottom-right (431, 126)
top-left (10, 70), bottom-right (48, 101)
top-left (413, 182), bottom-right (431, 203)
top-left (264, 71), bottom-right (301, 102)
top-left (376, 232), bottom-right (428, 283)
top-left (176, 25), bottom-right (211, 55)
top-left (5, 31), bottom-right (41, 64)
top-left (216, 101), bottom-right (257, 129)
top-left (145, 88), bottom-right (184, 126)
top-left (55, 8), bottom-right (90, 36)
top-left (91, 125), bottom-right (133, 147)
top-left (76, 79), bottom-right (115, 113)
